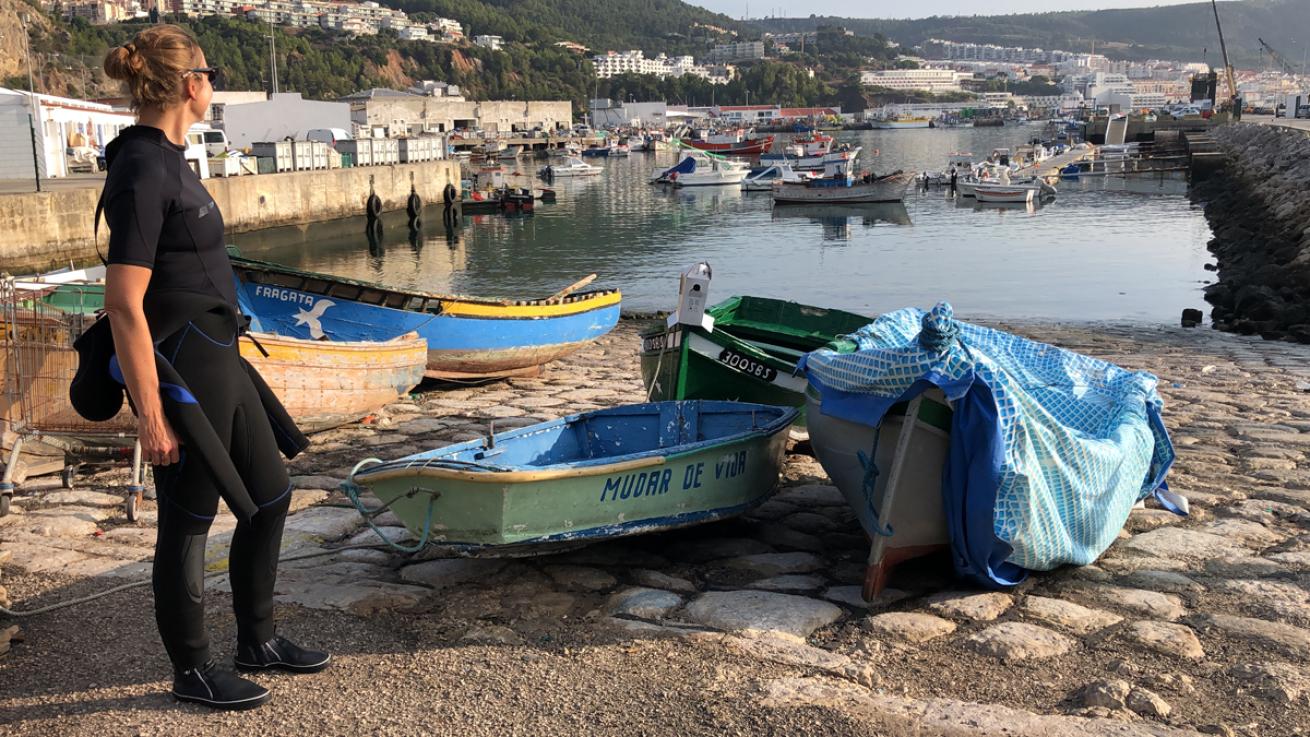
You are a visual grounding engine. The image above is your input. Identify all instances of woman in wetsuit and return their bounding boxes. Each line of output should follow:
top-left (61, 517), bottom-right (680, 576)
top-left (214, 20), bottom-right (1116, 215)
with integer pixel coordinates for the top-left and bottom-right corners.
top-left (101, 25), bottom-right (329, 710)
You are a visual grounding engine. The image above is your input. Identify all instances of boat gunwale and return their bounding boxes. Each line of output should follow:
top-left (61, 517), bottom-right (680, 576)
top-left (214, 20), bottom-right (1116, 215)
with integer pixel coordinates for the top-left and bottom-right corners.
top-left (230, 255), bottom-right (621, 312)
top-left (639, 296), bottom-right (871, 352)
top-left (240, 330), bottom-right (426, 352)
top-left (351, 402), bottom-right (799, 485)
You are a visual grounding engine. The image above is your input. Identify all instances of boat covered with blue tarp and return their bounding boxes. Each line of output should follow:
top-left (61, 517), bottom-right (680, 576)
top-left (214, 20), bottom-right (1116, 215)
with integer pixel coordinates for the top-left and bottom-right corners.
top-left (799, 302), bottom-right (1179, 588)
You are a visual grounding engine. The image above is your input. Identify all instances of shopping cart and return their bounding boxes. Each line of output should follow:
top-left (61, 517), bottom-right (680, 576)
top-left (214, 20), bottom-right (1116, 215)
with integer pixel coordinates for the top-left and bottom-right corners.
top-left (0, 276), bottom-right (147, 520)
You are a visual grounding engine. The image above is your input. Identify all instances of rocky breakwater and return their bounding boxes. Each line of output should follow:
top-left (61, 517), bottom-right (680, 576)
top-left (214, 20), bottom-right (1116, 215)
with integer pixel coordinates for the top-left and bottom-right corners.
top-left (1194, 124), bottom-right (1310, 341)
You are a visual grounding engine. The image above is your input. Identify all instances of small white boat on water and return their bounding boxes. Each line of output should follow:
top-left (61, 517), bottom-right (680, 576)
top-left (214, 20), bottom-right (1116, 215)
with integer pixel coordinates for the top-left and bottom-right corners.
top-left (498, 145), bottom-right (523, 160)
top-left (972, 179), bottom-right (1057, 204)
top-left (650, 151), bottom-right (749, 187)
top-left (772, 151), bottom-right (913, 204)
top-left (540, 157), bottom-right (602, 178)
top-left (742, 163), bottom-right (811, 191)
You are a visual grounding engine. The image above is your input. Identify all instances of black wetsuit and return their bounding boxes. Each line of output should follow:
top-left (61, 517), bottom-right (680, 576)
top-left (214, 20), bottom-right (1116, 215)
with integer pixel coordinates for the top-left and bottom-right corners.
top-left (103, 125), bottom-right (295, 671)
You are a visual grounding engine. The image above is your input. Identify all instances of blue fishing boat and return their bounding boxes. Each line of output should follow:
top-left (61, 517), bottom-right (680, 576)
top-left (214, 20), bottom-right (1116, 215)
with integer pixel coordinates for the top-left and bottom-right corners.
top-left (344, 401), bottom-right (798, 551)
top-left (230, 255), bottom-right (621, 380)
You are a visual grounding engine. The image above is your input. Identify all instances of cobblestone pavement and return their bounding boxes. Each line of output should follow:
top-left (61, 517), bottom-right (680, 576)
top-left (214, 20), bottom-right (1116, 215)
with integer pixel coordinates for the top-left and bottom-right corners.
top-left (2, 319), bottom-right (1310, 736)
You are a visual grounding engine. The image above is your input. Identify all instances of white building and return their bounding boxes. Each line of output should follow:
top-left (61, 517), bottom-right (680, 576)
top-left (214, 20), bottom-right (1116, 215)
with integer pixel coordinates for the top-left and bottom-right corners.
top-left (589, 99), bottom-right (668, 128)
top-left (860, 68), bottom-right (968, 94)
top-left (706, 41), bottom-right (764, 64)
top-left (592, 50), bottom-right (731, 83)
top-left (0, 88), bottom-right (134, 180)
top-left (474, 35), bottom-right (504, 51)
top-left (212, 92), bottom-right (352, 149)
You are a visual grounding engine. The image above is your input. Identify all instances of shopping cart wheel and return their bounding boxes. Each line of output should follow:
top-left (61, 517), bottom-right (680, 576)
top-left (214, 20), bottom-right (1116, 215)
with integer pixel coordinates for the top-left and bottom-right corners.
top-left (125, 486), bottom-right (143, 523)
top-left (61, 465), bottom-right (76, 489)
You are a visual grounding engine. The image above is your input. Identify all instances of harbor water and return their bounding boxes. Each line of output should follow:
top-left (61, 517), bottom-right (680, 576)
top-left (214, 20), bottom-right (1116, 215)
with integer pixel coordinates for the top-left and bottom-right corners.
top-left (232, 125), bottom-right (1213, 323)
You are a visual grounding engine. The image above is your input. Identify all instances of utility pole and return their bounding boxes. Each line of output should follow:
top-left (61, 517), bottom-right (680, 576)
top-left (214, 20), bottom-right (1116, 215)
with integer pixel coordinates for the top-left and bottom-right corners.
top-left (269, 11), bottom-right (279, 95)
top-left (21, 14), bottom-right (42, 192)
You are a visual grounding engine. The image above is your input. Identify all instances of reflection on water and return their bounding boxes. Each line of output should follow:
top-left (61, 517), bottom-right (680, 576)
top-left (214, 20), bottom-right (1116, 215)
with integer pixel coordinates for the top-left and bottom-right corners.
top-left (771, 203), bottom-right (912, 241)
top-left (233, 126), bottom-right (1213, 323)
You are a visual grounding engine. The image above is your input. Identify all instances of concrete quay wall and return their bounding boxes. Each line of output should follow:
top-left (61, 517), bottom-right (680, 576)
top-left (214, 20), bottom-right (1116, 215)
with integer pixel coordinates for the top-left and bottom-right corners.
top-left (1193, 124), bottom-right (1310, 342)
top-left (0, 160), bottom-right (461, 273)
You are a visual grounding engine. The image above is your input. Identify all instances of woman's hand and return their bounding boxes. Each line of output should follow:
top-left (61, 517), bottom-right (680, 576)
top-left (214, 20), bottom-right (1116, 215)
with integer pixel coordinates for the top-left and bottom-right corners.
top-left (138, 411), bottom-right (181, 466)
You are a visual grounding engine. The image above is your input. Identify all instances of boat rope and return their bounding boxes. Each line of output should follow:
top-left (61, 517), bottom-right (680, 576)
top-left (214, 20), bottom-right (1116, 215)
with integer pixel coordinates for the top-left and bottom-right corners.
top-left (918, 305), bottom-right (961, 354)
top-left (340, 458), bottom-right (437, 554)
top-left (644, 340), bottom-right (666, 402)
top-left (855, 423), bottom-right (894, 537)
top-left (0, 541), bottom-right (391, 618)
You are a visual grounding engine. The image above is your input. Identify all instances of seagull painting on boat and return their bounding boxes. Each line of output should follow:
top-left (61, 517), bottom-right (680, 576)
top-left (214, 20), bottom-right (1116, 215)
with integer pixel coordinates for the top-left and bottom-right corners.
top-left (294, 298), bottom-right (335, 340)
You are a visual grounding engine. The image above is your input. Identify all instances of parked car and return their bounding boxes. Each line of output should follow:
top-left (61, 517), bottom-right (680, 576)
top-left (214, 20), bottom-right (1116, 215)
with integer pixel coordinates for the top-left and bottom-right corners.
top-left (306, 127), bottom-right (353, 146)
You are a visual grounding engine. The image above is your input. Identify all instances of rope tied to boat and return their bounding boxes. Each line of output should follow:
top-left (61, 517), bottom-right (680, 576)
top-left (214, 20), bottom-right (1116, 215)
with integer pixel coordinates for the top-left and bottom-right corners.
top-left (856, 423), bottom-right (894, 537)
top-left (918, 301), bottom-right (960, 354)
top-left (341, 458), bottom-right (437, 554)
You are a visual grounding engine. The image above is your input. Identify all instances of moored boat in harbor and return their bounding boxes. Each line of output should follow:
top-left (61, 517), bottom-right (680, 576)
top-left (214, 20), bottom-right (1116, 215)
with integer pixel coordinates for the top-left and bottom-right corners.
top-left (683, 128), bottom-right (775, 156)
top-left (343, 400), bottom-right (797, 550)
top-left (540, 157), bottom-right (602, 178)
top-left (651, 150), bottom-right (748, 187)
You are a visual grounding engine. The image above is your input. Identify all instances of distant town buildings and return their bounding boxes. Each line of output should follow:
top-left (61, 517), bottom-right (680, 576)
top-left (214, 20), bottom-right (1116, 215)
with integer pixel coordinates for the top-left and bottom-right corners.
top-left (48, 0), bottom-right (463, 43)
top-left (591, 50), bottom-right (734, 85)
top-left (473, 35), bottom-right (504, 51)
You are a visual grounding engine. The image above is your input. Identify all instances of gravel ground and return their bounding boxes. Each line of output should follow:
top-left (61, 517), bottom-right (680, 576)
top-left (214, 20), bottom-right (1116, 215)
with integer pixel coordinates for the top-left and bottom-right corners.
top-left (3, 319), bottom-right (1310, 736)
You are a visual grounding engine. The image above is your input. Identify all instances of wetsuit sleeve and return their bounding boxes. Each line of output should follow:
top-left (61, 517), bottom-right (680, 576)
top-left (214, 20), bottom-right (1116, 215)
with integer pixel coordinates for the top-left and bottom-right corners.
top-left (104, 165), bottom-right (168, 269)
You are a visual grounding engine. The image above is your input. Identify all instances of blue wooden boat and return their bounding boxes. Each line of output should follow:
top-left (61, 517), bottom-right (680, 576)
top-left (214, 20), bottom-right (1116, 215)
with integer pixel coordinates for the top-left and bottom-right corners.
top-left (344, 400), bottom-right (798, 551)
top-left (230, 255), bottom-right (621, 380)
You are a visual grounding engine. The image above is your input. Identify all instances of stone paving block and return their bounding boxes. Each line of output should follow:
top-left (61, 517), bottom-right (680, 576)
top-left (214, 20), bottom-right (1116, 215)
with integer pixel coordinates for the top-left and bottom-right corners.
top-left (606, 587), bottom-right (683, 619)
top-left (682, 590), bottom-right (843, 641)
top-left (965, 622), bottom-right (1076, 662)
top-left (926, 591), bottom-right (1014, 622)
top-left (0, 542), bottom-right (89, 574)
top-left (747, 574), bottom-right (826, 593)
top-left (1201, 518), bottom-right (1287, 547)
top-left (28, 491), bottom-right (125, 509)
top-left (399, 558), bottom-right (507, 589)
top-left (1192, 613), bottom-right (1310, 658)
top-left (1121, 570), bottom-right (1206, 594)
top-left (1118, 527), bottom-right (1247, 562)
top-left (865, 612), bottom-right (957, 644)
top-left (1123, 621), bottom-right (1206, 660)
top-left (630, 569), bottom-right (697, 594)
top-left (543, 564), bottom-right (618, 592)
top-left (718, 552), bottom-right (825, 577)
top-left (281, 506), bottom-right (365, 542)
top-left (1019, 595), bottom-right (1123, 635)
top-left (822, 586), bottom-right (910, 610)
top-left (773, 484), bottom-right (846, 507)
top-left (1064, 583), bottom-right (1186, 621)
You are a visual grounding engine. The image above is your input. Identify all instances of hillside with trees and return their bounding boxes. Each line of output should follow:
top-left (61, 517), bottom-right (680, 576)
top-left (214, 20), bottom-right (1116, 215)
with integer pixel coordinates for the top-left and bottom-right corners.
top-left (748, 0), bottom-right (1308, 68)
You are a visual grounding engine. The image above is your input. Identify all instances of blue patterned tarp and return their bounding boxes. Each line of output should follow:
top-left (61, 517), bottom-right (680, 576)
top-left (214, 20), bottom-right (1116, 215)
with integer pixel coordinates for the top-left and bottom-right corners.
top-left (799, 302), bottom-right (1177, 587)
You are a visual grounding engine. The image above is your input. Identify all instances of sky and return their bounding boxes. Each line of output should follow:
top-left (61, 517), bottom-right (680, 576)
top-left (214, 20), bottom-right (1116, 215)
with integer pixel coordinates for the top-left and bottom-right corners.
top-left (690, 0), bottom-right (1205, 20)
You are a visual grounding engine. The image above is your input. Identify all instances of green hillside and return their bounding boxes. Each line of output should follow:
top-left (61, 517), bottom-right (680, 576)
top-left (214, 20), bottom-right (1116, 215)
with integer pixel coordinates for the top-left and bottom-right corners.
top-left (392, 0), bottom-right (743, 56)
top-left (748, 0), bottom-right (1308, 68)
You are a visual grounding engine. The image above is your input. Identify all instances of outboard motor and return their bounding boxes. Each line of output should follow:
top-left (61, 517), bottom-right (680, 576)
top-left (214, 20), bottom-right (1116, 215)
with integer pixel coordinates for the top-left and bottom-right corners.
top-left (669, 262), bottom-right (714, 331)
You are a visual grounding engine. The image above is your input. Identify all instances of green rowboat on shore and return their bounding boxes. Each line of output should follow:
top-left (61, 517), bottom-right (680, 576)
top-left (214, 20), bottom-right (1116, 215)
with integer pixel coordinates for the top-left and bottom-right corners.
top-left (343, 400), bottom-right (797, 552)
top-left (639, 296), bottom-right (872, 426)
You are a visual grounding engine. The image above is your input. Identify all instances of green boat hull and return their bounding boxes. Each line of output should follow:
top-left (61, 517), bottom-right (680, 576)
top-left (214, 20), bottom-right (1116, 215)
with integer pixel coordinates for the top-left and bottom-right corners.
top-left (640, 296), bottom-right (872, 425)
top-left (352, 417), bottom-right (793, 549)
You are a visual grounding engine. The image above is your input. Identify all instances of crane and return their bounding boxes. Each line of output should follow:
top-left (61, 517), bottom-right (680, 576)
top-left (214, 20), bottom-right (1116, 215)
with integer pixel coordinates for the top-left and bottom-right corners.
top-left (1210, 0), bottom-right (1238, 109)
top-left (1258, 37), bottom-right (1299, 76)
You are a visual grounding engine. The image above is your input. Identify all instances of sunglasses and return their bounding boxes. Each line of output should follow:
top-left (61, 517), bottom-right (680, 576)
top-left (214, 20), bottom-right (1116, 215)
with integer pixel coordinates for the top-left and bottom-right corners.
top-left (185, 67), bottom-right (221, 84)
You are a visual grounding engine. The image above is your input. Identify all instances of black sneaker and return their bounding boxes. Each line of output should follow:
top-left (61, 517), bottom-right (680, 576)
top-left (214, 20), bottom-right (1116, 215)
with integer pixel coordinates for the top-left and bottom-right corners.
top-left (235, 635), bottom-right (331, 674)
top-left (172, 660), bottom-right (271, 711)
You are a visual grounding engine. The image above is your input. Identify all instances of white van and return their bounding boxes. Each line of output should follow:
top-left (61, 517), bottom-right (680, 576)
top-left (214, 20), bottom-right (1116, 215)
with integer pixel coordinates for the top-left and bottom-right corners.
top-left (182, 129), bottom-right (213, 179)
top-left (306, 128), bottom-right (353, 146)
top-left (187, 124), bottom-right (230, 156)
